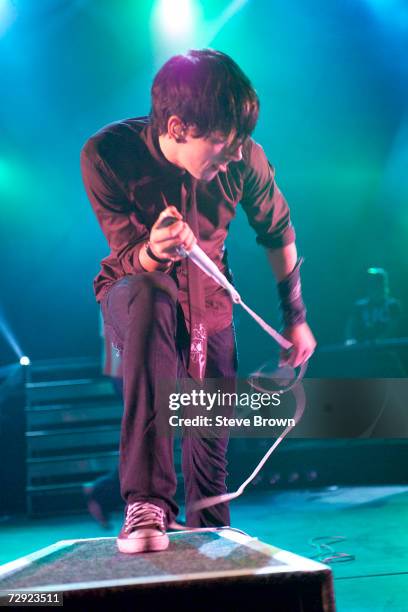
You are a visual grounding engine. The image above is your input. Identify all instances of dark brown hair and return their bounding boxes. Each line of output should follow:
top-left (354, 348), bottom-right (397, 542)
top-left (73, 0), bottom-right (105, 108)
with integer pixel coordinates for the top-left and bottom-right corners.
top-left (150, 49), bottom-right (259, 142)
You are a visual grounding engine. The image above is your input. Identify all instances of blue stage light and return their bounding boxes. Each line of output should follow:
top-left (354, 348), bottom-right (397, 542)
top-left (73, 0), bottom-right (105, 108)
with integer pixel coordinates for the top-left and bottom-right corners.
top-left (20, 356), bottom-right (30, 366)
top-left (0, 0), bottom-right (17, 36)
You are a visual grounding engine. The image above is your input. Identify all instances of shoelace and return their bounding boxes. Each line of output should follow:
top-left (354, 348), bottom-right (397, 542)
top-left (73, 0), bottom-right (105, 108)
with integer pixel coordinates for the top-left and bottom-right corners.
top-left (124, 502), bottom-right (166, 534)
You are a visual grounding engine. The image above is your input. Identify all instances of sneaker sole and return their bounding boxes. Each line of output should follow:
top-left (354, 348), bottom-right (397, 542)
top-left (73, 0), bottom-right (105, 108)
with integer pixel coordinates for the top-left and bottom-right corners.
top-left (117, 533), bottom-right (169, 554)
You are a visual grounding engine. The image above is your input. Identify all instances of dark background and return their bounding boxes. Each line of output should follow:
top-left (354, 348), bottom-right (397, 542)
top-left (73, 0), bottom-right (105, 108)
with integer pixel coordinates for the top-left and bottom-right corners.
top-left (0, 0), bottom-right (407, 373)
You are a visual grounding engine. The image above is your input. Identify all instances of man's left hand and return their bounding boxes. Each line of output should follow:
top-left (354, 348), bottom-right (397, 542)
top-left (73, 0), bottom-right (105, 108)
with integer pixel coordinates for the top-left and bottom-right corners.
top-left (279, 322), bottom-right (317, 368)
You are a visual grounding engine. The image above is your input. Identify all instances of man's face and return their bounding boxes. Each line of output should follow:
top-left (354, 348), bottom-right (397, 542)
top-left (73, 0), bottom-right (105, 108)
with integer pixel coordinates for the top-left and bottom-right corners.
top-left (176, 127), bottom-right (244, 181)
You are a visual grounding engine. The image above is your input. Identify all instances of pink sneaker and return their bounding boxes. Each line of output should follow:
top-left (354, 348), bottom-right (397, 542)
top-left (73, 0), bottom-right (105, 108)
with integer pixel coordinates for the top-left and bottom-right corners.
top-left (117, 502), bottom-right (169, 554)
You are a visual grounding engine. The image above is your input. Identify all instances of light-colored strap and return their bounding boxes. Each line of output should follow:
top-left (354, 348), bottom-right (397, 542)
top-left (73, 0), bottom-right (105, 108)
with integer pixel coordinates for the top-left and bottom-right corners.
top-left (182, 242), bottom-right (309, 513)
top-left (184, 243), bottom-right (293, 351)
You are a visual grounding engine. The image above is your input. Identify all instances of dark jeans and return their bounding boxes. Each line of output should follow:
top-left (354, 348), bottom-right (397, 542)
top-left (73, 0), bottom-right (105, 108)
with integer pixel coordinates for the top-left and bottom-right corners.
top-left (100, 272), bottom-right (238, 528)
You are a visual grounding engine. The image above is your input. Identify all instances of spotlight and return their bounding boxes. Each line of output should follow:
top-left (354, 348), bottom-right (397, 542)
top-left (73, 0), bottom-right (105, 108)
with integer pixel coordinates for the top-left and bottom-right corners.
top-left (20, 356), bottom-right (30, 366)
top-left (154, 0), bottom-right (196, 38)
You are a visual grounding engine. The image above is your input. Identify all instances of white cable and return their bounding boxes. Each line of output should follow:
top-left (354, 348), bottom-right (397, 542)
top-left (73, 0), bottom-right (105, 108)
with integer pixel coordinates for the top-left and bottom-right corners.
top-left (179, 243), bottom-right (293, 350)
top-left (176, 242), bottom-right (308, 512)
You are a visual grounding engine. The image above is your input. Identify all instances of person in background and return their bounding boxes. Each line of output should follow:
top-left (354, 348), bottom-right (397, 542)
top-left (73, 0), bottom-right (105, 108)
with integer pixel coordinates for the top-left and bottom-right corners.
top-left (345, 267), bottom-right (401, 344)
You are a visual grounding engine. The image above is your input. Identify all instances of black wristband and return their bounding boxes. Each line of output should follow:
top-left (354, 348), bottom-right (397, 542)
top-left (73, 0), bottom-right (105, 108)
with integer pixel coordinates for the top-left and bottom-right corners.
top-left (277, 257), bottom-right (307, 327)
top-left (145, 241), bottom-right (171, 264)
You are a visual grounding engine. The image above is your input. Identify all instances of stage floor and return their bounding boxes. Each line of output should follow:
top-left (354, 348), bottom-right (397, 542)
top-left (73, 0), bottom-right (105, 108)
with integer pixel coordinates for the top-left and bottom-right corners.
top-left (1, 486), bottom-right (408, 610)
top-left (0, 528), bottom-right (333, 610)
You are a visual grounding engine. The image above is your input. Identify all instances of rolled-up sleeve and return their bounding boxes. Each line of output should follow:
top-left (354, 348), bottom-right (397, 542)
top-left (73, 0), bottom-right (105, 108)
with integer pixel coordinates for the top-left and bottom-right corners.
top-left (240, 139), bottom-right (296, 249)
top-left (80, 144), bottom-right (147, 274)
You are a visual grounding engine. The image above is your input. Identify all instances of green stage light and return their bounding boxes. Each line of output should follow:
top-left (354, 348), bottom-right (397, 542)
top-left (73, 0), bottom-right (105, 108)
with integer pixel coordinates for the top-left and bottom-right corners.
top-left (0, 157), bottom-right (25, 202)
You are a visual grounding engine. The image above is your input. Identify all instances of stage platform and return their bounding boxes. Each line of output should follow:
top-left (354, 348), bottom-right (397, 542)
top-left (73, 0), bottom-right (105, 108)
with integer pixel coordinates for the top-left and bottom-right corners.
top-left (0, 528), bottom-right (334, 610)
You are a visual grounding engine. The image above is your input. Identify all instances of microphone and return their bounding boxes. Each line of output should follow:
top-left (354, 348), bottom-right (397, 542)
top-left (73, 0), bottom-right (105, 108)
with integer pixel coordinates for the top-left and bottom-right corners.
top-left (157, 215), bottom-right (241, 303)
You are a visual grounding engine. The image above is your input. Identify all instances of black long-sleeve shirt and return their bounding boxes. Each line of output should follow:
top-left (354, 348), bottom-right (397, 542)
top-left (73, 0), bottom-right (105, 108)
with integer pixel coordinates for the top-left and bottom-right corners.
top-left (81, 116), bottom-right (296, 334)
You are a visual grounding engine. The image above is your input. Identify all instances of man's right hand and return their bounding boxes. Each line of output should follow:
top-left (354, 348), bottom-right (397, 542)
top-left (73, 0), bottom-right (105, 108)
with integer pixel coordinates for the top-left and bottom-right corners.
top-left (149, 206), bottom-right (196, 262)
